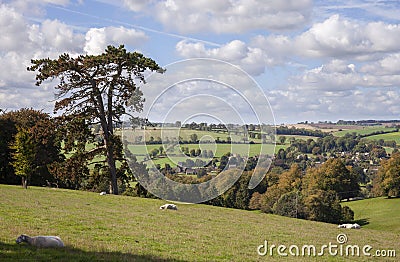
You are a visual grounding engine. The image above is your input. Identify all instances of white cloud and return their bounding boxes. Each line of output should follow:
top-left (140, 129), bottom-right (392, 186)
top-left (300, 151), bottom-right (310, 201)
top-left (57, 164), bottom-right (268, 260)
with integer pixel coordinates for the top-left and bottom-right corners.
top-left (3, 0), bottom-right (71, 17)
top-left (137, 59), bottom-right (274, 124)
top-left (361, 53), bottom-right (400, 75)
top-left (122, 0), bottom-right (155, 12)
top-left (295, 15), bottom-right (400, 59)
top-left (268, 87), bottom-right (400, 123)
top-left (266, 54), bottom-right (400, 122)
top-left (122, 0), bottom-right (312, 34)
top-left (34, 19), bottom-right (85, 52)
top-left (175, 14), bottom-right (400, 79)
top-left (0, 4), bottom-right (31, 52)
top-left (84, 26), bottom-right (148, 55)
top-left (176, 40), bottom-right (273, 75)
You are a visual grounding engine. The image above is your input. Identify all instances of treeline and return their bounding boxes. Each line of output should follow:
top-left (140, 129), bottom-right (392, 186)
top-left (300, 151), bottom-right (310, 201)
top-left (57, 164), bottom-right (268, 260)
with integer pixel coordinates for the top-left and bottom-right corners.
top-left (282, 133), bottom-right (396, 156)
top-left (276, 126), bottom-right (327, 137)
top-left (358, 128), bottom-right (399, 138)
top-left (337, 119), bottom-right (400, 125)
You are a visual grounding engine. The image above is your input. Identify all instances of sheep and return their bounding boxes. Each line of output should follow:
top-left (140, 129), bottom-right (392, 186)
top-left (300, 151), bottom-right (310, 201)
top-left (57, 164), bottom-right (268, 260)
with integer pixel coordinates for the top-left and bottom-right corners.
top-left (159, 203), bottom-right (177, 210)
top-left (16, 234), bottom-right (65, 248)
top-left (337, 223), bottom-right (361, 229)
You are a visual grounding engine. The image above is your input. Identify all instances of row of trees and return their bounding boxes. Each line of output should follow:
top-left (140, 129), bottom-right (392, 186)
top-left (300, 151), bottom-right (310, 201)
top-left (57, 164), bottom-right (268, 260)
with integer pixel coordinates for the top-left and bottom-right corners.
top-left (208, 159), bottom-right (358, 224)
top-left (279, 133), bottom-right (395, 157)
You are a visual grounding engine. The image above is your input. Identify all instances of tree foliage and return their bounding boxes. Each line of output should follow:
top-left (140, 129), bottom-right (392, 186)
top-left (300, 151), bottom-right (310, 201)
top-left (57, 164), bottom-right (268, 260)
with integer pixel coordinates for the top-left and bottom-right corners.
top-left (304, 158), bottom-right (359, 200)
top-left (0, 109), bottom-right (61, 188)
top-left (10, 128), bottom-right (35, 188)
top-left (375, 152), bottom-right (400, 197)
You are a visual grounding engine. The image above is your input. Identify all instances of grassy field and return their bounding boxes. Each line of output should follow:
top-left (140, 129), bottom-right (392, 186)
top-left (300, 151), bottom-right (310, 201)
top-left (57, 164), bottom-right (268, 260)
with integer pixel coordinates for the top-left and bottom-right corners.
top-left (333, 126), bottom-right (398, 137)
top-left (366, 132), bottom-right (400, 144)
top-left (0, 185), bottom-right (398, 261)
top-left (127, 143), bottom-right (286, 168)
top-left (121, 128), bottom-right (250, 143)
top-left (343, 197), bottom-right (400, 233)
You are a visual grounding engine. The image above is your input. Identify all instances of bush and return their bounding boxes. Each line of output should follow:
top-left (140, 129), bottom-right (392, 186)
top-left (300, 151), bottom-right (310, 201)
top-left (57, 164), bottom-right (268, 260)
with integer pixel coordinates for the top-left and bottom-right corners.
top-left (340, 206), bottom-right (354, 223)
top-left (272, 191), bottom-right (305, 219)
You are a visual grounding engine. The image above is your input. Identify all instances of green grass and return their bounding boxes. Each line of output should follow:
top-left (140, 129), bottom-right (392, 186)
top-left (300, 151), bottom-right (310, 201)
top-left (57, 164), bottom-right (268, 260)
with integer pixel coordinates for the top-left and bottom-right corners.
top-left (343, 197), bottom-right (400, 233)
top-left (0, 185), bottom-right (398, 261)
top-left (333, 126), bottom-right (397, 137)
top-left (122, 128), bottom-right (249, 143)
top-left (128, 143), bottom-right (286, 168)
top-left (365, 132), bottom-right (400, 144)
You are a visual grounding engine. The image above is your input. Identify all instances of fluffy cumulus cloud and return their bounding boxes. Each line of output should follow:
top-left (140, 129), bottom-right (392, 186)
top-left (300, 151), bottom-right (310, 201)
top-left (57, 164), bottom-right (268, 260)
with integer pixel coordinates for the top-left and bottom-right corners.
top-left (249, 14), bottom-right (400, 62)
top-left (123, 0), bottom-right (312, 33)
top-left (267, 56), bottom-right (400, 122)
top-left (173, 12), bottom-right (400, 121)
top-left (84, 26), bottom-right (148, 55)
top-left (176, 40), bottom-right (276, 75)
top-left (0, 3), bottom-right (149, 112)
top-left (295, 15), bottom-right (400, 59)
top-left (0, 4), bottom-right (84, 87)
top-left (361, 53), bottom-right (400, 75)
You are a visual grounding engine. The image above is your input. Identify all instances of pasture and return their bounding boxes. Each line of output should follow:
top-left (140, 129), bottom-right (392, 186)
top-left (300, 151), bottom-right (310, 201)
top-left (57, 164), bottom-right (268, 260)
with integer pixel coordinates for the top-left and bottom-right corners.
top-left (121, 128), bottom-right (252, 144)
top-left (366, 132), bottom-right (400, 144)
top-left (0, 185), bottom-right (398, 261)
top-left (333, 126), bottom-right (398, 137)
top-left (343, 197), bottom-right (400, 233)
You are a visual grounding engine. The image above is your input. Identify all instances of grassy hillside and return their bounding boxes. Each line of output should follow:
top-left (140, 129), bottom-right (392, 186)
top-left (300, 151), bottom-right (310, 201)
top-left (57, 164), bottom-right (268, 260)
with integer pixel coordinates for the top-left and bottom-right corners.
top-left (0, 185), bottom-right (398, 261)
top-left (343, 197), bottom-right (400, 233)
top-left (333, 126), bottom-right (397, 137)
top-left (366, 132), bottom-right (400, 144)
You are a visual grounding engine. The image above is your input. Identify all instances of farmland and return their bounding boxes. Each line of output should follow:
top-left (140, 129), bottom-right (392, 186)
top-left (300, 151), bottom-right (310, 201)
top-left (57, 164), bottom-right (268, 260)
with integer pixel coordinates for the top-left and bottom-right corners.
top-left (366, 132), bottom-right (400, 144)
top-left (333, 126), bottom-right (398, 137)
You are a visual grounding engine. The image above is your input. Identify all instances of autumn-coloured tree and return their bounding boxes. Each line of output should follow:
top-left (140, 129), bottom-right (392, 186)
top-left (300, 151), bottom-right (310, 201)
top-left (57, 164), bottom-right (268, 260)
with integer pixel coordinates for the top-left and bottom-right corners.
top-left (303, 158), bottom-right (359, 200)
top-left (375, 152), bottom-right (400, 197)
top-left (28, 45), bottom-right (163, 194)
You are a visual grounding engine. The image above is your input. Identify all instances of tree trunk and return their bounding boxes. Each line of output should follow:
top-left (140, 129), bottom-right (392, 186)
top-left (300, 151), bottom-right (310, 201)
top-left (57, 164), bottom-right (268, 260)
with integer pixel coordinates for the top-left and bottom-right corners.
top-left (106, 139), bottom-right (118, 195)
top-left (22, 176), bottom-right (28, 189)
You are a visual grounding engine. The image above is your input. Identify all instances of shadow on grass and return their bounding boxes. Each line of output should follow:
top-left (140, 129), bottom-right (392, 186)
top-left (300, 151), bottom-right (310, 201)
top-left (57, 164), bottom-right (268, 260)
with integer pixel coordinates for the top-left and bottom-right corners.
top-left (354, 218), bottom-right (370, 226)
top-left (0, 241), bottom-right (186, 262)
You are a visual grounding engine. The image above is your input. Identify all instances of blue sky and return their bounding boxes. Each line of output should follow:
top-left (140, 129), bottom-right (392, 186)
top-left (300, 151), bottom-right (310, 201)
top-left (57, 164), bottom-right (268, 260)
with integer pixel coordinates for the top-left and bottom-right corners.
top-left (1, 0), bottom-right (400, 124)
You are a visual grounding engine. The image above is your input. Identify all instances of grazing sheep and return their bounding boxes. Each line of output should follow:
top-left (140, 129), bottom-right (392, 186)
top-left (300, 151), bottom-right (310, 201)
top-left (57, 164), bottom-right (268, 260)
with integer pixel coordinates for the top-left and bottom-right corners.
top-left (16, 234), bottom-right (65, 248)
top-left (338, 223), bottom-right (361, 229)
top-left (159, 203), bottom-right (177, 210)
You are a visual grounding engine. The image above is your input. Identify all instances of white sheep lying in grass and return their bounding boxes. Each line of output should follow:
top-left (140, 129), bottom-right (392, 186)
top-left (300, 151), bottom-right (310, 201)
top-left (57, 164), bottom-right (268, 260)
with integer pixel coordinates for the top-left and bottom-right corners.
top-left (160, 203), bottom-right (177, 210)
top-left (16, 234), bottom-right (65, 248)
top-left (338, 223), bottom-right (361, 229)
